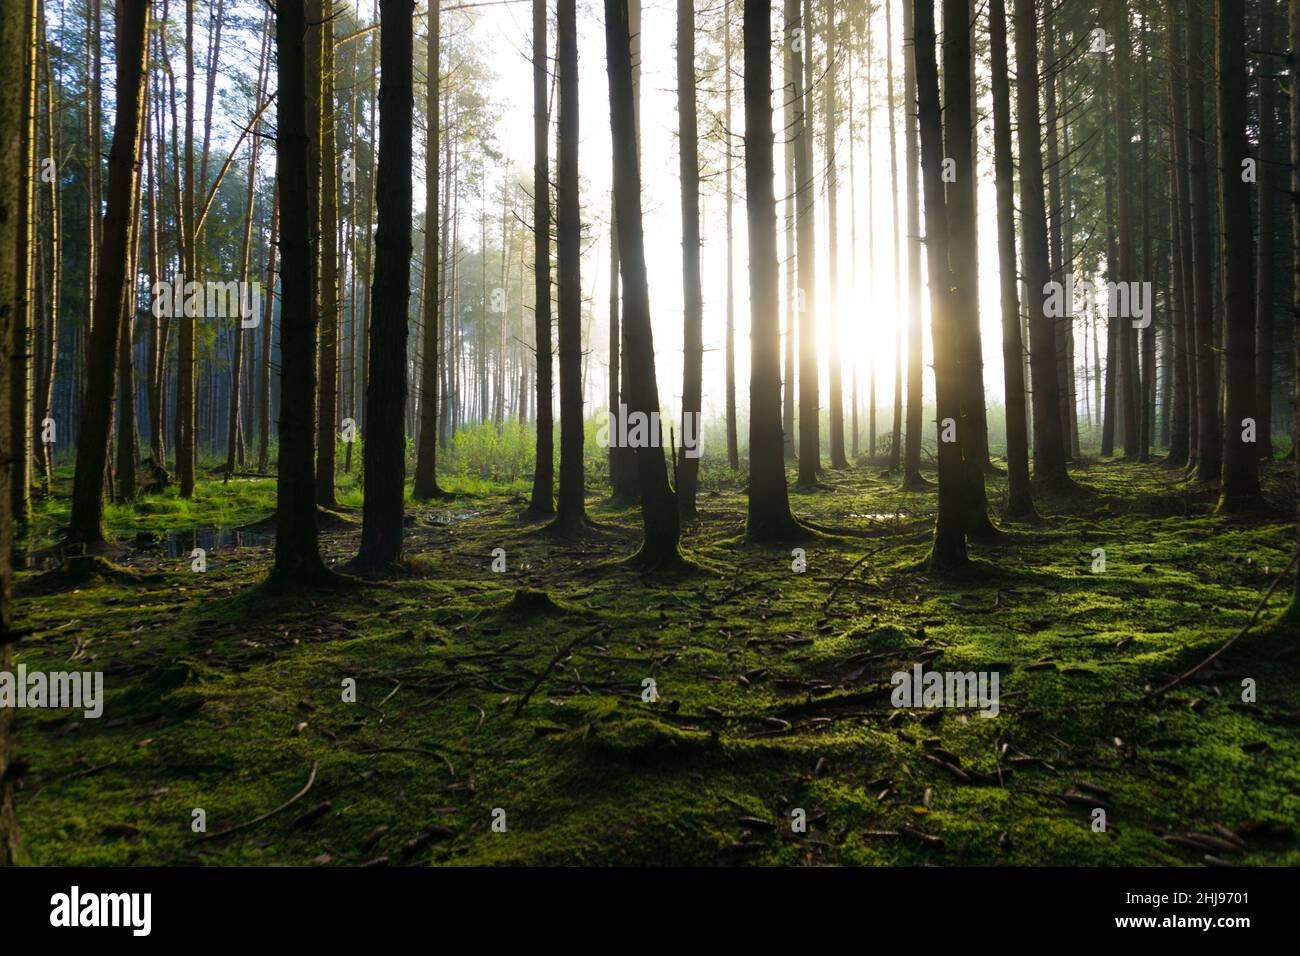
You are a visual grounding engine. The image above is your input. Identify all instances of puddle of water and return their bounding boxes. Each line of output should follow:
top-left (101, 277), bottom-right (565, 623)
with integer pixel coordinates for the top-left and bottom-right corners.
top-left (426, 510), bottom-right (481, 526)
top-left (848, 512), bottom-right (906, 521)
top-left (157, 528), bottom-right (274, 558)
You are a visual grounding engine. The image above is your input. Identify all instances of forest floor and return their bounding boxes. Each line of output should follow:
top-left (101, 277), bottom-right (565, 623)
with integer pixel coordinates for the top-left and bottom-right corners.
top-left (10, 454), bottom-right (1300, 866)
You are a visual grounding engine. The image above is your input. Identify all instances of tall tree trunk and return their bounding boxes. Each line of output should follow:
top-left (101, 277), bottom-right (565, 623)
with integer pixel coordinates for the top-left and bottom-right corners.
top-left (414, 2), bottom-right (446, 500)
top-left (916, 0), bottom-right (967, 570)
top-left (1216, 0), bottom-right (1261, 510)
top-left (177, 0), bottom-right (196, 497)
top-left (1288, 0), bottom-right (1300, 617)
top-left (1114, 0), bottom-right (1139, 460)
top-left (528, 0), bottom-right (554, 514)
top-left (553, 0), bottom-right (587, 531)
top-left (315, 4), bottom-right (340, 507)
top-left (1255, 0), bottom-right (1281, 460)
top-left (724, 0), bottom-right (739, 470)
top-left (605, 0), bottom-right (681, 565)
top-left (116, 121), bottom-right (145, 502)
top-left (943, 0), bottom-right (995, 538)
top-left (67, 0), bottom-right (150, 546)
top-left (356, 0), bottom-right (414, 569)
top-left (677, 0), bottom-right (703, 514)
top-left (1015, 0), bottom-right (1069, 487)
top-left (1186, 0), bottom-right (1221, 481)
top-left (1166, 3), bottom-right (1193, 469)
top-left (273, 0), bottom-right (329, 583)
top-left (35, 2), bottom-right (60, 487)
top-left (901, 0), bottom-right (926, 489)
top-left (0, 0), bottom-right (37, 862)
top-left (794, 0), bottom-right (820, 486)
top-left (825, 0), bottom-right (846, 469)
top-left (886, 0), bottom-right (903, 471)
top-left (990, 0), bottom-right (1035, 520)
top-left (782, 3), bottom-right (797, 462)
top-left (747, 0), bottom-right (802, 541)
top-left (258, 188), bottom-right (278, 472)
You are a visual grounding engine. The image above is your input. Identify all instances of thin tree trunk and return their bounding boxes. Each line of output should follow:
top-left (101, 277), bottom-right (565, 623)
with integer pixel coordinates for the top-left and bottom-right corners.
top-left (553, 0), bottom-right (587, 531)
top-left (1015, 0), bottom-right (1070, 488)
top-left (676, 0), bottom-right (703, 515)
top-left (794, 0), bottom-right (819, 485)
top-left (1186, 0), bottom-right (1221, 481)
top-left (943, 0), bottom-right (995, 537)
top-left (990, 0), bottom-right (1035, 520)
top-left (747, 0), bottom-right (802, 541)
top-left (605, 0), bottom-right (681, 565)
top-left (414, 1), bottom-right (446, 500)
top-left (916, 0), bottom-right (967, 570)
top-left (724, 0), bottom-right (739, 470)
top-left (67, 0), bottom-right (150, 546)
top-left (901, 0), bottom-right (925, 489)
top-left (1216, 0), bottom-right (1261, 509)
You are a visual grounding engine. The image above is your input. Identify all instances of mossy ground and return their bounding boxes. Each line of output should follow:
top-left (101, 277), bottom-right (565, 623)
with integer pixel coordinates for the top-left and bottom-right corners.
top-left (10, 454), bottom-right (1300, 865)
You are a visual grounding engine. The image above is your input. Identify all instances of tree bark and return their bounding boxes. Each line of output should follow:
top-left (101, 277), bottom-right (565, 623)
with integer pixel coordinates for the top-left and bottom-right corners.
top-left (916, 0), bottom-right (967, 570)
top-left (901, 0), bottom-right (926, 489)
top-left (677, 0), bottom-right (703, 515)
top-left (528, 0), bottom-right (554, 514)
top-left (67, 0), bottom-right (150, 546)
top-left (552, 0), bottom-right (587, 531)
top-left (414, 2), bottom-right (446, 500)
top-left (747, 0), bottom-right (803, 541)
top-left (990, 0), bottom-right (1035, 521)
top-left (1015, 0), bottom-right (1069, 488)
top-left (1216, 0), bottom-right (1261, 510)
top-left (273, 0), bottom-right (328, 583)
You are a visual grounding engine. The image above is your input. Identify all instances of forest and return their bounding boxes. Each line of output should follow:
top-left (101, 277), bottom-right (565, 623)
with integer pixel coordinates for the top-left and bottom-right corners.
top-left (0, 0), bottom-right (1297, 869)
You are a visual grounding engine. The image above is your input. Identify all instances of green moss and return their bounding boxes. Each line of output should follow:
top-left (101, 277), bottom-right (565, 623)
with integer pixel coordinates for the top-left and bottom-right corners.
top-left (8, 456), bottom-right (1300, 865)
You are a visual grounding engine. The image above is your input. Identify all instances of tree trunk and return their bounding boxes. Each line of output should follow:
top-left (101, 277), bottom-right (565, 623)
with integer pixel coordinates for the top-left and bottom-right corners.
top-left (1216, 0), bottom-right (1261, 510)
top-left (414, 2), bottom-right (446, 500)
top-left (724, 0), bottom-right (739, 471)
top-left (315, 4), bottom-right (340, 507)
top-left (825, 0), bottom-right (846, 469)
top-left (604, 0), bottom-right (681, 565)
top-left (67, 0), bottom-right (150, 546)
top-left (1166, 3), bottom-right (1193, 469)
top-left (0, 0), bottom-right (37, 863)
top-left (553, 0), bottom-right (587, 531)
top-left (1015, 0), bottom-right (1069, 488)
top-left (901, 0), bottom-right (926, 489)
top-left (272, 0), bottom-right (328, 583)
top-left (886, 0), bottom-right (903, 471)
top-left (356, 0), bottom-right (416, 568)
top-left (990, 0), bottom-right (1035, 520)
top-left (747, 0), bottom-right (803, 541)
top-left (1255, 0), bottom-right (1281, 460)
top-left (916, 0), bottom-right (967, 570)
top-left (1186, 0), bottom-right (1221, 481)
top-left (528, 0), bottom-right (554, 514)
top-left (258, 188), bottom-right (278, 472)
top-left (794, 0), bottom-right (820, 486)
top-left (677, 0), bottom-right (703, 515)
top-left (943, 0), bottom-right (995, 537)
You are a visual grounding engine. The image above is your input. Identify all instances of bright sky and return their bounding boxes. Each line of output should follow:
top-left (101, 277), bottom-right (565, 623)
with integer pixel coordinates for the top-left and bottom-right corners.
top-left (462, 0), bottom-right (1019, 428)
